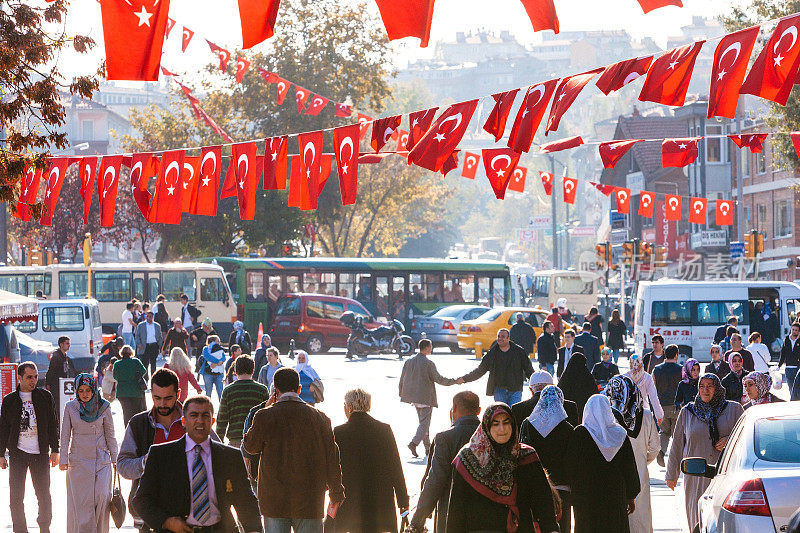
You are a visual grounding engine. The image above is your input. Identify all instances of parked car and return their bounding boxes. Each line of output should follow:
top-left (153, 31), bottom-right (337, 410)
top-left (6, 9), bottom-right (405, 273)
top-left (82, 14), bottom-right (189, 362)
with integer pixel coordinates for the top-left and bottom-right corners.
top-left (410, 305), bottom-right (491, 352)
top-left (457, 307), bottom-right (550, 354)
top-left (268, 293), bottom-right (381, 354)
top-left (2, 324), bottom-right (58, 382)
top-left (681, 401), bottom-right (800, 533)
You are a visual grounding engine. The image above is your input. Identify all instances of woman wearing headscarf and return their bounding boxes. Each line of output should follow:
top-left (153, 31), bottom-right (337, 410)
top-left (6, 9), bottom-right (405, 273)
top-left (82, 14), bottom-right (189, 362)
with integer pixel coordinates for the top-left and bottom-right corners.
top-left (721, 352), bottom-right (748, 403)
top-left (446, 403), bottom-right (559, 533)
top-left (59, 374), bottom-right (118, 532)
top-left (743, 371), bottom-right (784, 409)
top-left (605, 376), bottom-right (659, 533)
top-left (257, 346), bottom-right (283, 391)
top-left (703, 345), bottom-right (730, 379)
top-left (567, 394), bottom-right (640, 533)
top-left (228, 320), bottom-right (252, 355)
top-left (675, 358), bottom-right (700, 409)
top-left (665, 373), bottom-right (744, 532)
top-left (557, 351), bottom-right (598, 417)
top-left (624, 353), bottom-right (664, 424)
top-left (520, 386), bottom-right (575, 533)
top-left (295, 350), bottom-right (321, 405)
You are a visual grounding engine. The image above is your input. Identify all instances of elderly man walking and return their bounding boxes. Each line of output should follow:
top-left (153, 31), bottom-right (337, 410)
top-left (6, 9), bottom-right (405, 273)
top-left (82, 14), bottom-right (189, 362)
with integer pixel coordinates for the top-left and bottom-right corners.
top-left (398, 339), bottom-right (459, 458)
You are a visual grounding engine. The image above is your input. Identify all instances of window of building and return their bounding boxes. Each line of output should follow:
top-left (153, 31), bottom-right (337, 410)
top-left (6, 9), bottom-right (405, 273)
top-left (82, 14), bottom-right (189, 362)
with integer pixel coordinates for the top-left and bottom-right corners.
top-left (744, 206), bottom-right (752, 233)
top-left (757, 204), bottom-right (767, 231)
top-left (757, 143), bottom-right (767, 174)
top-left (741, 149), bottom-right (750, 178)
top-left (706, 124), bottom-right (723, 163)
top-left (81, 120), bottom-right (94, 141)
top-left (775, 200), bottom-right (792, 238)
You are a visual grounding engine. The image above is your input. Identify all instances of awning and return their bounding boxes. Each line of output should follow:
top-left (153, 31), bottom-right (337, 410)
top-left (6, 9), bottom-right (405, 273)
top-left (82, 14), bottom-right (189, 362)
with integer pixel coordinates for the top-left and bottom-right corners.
top-left (0, 290), bottom-right (39, 323)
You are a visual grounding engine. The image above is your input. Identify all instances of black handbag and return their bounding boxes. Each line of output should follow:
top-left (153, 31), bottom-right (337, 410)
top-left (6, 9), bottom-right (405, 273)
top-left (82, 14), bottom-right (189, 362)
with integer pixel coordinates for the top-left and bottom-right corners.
top-left (110, 465), bottom-right (126, 528)
top-left (138, 372), bottom-right (148, 392)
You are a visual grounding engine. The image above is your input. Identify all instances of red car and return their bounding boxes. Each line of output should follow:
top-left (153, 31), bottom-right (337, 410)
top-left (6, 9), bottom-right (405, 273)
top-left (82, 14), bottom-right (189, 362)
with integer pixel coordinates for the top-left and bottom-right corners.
top-left (268, 293), bottom-right (380, 354)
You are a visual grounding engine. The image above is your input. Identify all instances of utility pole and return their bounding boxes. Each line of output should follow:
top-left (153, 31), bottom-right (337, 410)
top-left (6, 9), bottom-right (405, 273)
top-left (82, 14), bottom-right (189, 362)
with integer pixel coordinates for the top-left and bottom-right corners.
top-left (549, 155), bottom-right (558, 269)
top-left (0, 124), bottom-right (6, 265)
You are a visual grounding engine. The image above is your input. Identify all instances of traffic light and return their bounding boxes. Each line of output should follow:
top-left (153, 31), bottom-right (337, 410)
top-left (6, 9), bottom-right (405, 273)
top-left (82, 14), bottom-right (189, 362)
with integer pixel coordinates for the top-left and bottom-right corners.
top-left (654, 245), bottom-right (667, 266)
top-left (755, 232), bottom-right (764, 254)
top-left (744, 233), bottom-right (754, 258)
top-left (640, 241), bottom-right (653, 263)
top-left (621, 241), bottom-right (634, 265)
top-left (594, 242), bottom-right (611, 268)
top-left (744, 230), bottom-right (763, 258)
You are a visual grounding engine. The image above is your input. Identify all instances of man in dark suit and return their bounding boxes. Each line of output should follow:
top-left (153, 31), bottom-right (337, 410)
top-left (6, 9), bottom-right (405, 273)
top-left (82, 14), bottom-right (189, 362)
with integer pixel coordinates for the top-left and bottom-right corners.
top-left (573, 322), bottom-right (601, 371)
top-left (714, 316), bottom-right (738, 344)
top-left (132, 395), bottom-right (261, 533)
top-left (332, 388), bottom-right (408, 533)
top-left (511, 370), bottom-right (580, 428)
top-left (556, 328), bottom-right (583, 377)
top-left (179, 294), bottom-right (202, 330)
top-left (408, 391), bottom-right (481, 533)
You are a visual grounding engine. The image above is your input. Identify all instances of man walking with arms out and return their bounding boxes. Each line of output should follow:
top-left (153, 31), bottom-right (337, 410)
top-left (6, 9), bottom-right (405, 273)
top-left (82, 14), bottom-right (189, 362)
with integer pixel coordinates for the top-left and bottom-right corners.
top-left (459, 328), bottom-right (534, 405)
top-left (399, 339), bottom-right (459, 457)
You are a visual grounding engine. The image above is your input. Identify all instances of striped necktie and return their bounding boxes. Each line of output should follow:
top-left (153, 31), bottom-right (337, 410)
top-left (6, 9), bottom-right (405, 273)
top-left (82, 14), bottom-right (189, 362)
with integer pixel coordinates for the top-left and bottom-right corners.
top-left (191, 444), bottom-right (210, 525)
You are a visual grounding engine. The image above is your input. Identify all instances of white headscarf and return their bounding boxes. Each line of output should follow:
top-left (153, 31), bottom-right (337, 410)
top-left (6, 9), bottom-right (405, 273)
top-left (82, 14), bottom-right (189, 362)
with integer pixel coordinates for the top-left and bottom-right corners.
top-left (582, 394), bottom-right (628, 462)
top-left (528, 385), bottom-right (568, 437)
top-left (529, 370), bottom-right (554, 388)
top-left (294, 350), bottom-right (320, 381)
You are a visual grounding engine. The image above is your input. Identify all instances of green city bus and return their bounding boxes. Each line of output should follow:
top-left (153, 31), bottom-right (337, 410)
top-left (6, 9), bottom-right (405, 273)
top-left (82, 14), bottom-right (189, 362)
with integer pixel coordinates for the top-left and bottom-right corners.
top-left (199, 257), bottom-right (511, 335)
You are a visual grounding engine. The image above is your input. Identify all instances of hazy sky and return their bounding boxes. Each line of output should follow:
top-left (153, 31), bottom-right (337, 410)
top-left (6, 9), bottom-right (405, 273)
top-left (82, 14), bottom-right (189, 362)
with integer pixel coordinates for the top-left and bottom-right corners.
top-left (60, 0), bottom-right (738, 82)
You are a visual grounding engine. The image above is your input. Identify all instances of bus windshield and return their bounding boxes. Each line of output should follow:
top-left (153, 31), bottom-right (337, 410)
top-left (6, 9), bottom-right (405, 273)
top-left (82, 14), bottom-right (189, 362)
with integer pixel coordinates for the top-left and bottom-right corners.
top-left (553, 275), bottom-right (594, 295)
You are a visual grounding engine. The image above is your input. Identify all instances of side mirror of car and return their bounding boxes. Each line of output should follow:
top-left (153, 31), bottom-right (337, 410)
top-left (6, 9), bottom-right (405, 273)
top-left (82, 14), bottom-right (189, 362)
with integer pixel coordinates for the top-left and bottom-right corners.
top-left (681, 457), bottom-right (717, 479)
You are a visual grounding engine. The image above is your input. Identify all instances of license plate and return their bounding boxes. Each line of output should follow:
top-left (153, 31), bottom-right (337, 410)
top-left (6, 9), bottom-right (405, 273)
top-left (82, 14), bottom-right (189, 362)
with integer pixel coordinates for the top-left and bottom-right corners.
top-left (424, 324), bottom-right (436, 330)
top-left (279, 321), bottom-right (290, 326)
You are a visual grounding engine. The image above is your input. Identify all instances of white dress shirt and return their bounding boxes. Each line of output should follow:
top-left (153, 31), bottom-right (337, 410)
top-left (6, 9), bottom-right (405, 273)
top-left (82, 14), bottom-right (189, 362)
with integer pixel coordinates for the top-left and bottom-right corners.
top-left (185, 436), bottom-right (221, 526)
top-left (183, 306), bottom-right (193, 327)
top-left (145, 322), bottom-right (157, 344)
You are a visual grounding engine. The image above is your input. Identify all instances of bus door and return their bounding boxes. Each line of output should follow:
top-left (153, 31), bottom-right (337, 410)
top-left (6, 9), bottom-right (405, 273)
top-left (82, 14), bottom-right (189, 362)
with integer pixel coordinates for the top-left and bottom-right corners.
top-left (132, 272), bottom-right (146, 302)
top-left (391, 275), bottom-right (408, 324)
top-left (147, 274), bottom-right (161, 302)
top-left (748, 287), bottom-right (780, 348)
top-left (781, 285), bottom-right (800, 339)
top-left (375, 276), bottom-right (391, 320)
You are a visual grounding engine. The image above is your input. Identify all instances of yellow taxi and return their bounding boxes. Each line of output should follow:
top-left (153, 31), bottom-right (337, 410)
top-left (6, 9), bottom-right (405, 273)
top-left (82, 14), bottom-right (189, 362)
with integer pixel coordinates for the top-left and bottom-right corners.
top-left (457, 307), bottom-right (552, 353)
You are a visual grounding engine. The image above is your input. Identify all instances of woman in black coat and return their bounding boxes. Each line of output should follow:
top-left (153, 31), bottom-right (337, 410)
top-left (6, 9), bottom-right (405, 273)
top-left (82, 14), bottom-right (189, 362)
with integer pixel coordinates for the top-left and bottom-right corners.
top-left (446, 403), bottom-right (559, 533)
top-left (567, 394), bottom-right (640, 533)
top-left (605, 309), bottom-right (627, 363)
top-left (557, 352), bottom-right (599, 417)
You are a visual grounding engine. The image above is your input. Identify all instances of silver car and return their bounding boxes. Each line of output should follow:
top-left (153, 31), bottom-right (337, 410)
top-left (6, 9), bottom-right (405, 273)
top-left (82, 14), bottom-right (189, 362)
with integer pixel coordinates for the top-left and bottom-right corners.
top-left (681, 401), bottom-right (800, 533)
top-left (411, 305), bottom-right (490, 352)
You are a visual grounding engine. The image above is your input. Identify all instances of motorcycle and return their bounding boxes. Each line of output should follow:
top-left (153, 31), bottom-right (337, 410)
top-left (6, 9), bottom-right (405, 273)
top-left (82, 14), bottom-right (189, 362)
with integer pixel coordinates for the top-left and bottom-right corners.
top-left (339, 311), bottom-right (414, 358)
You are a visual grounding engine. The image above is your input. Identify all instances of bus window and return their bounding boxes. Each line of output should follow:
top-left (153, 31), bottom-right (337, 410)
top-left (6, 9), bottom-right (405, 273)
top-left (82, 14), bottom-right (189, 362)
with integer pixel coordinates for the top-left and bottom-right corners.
top-left (59, 272), bottom-right (88, 299)
top-left (163, 271), bottom-right (196, 301)
top-left (133, 278), bottom-right (145, 302)
top-left (304, 273), bottom-right (321, 294)
top-left (788, 299), bottom-right (799, 325)
top-left (424, 273), bottom-right (442, 302)
top-left (478, 277), bottom-right (490, 305)
top-left (375, 277), bottom-right (389, 316)
top-left (246, 271), bottom-right (265, 302)
top-left (445, 274), bottom-right (471, 303)
top-left (492, 277), bottom-right (506, 307)
top-left (200, 277), bottom-right (226, 301)
top-left (267, 276), bottom-right (282, 302)
top-left (694, 301), bottom-right (747, 326)
top-left (554, 275), bottom-right (594, 295)
top-left (94, 272), bottom-right (131, 302)
top-left (531, 276), bottom-right (549, 298)
top-left (16, 320), bottom-right (36, 333)
top-left (42, 306), bottom-right (85, 332)
top-left (355, 274), bottom-right (372, 304)
top-left (338, 273), bottom-right (355, 299)
top-left (0, 275), bottom-right (25, 295)
top-left (651, 301), bottom-right (691, 326)
top-left (148, 277), bottom-right (161, 302)
top-left (319, 273), bottom-right (336, 295)
top-left (409, 274), bottom-right (424, 302)
top-left (636, 299), bottom-right (644, 326)
top-left (284, 275), bottom-right (301, 293)
top-left (26, 274), bottom-right (51, 298)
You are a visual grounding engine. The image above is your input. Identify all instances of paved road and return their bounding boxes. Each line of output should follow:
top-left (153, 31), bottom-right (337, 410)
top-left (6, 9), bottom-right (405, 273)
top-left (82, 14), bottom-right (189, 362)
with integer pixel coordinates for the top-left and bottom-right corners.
top-left (2, 349), bottom-right (721, 532)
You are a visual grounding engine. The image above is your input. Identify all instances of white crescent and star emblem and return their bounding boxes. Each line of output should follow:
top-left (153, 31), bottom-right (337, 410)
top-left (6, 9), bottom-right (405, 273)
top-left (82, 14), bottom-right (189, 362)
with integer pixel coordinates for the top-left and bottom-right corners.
top-left (278, 82), bottom-right (286, 93)
top-left (466, 156), bottom-right (477, 168)
top-left (774, 26), bottom-right (798, 62)
top-left (83, 164), bottom-right (92, 187)
top-left (237, 154), bottom-right (249, 189)
top-left (134, 5), bottom-right (152, 27)
top-left (720, 202), bottom-right (730, 215)
top-left (641, 194), bottom-right (652, 207)
top-left (522, 85), bottom-right (546, 119)
top-left (165, 161), bottom-right (180, 196)
top-left (201, 151), bottom-right (217, 187)
top-left (564, 180), bottom-right (575, 193)
top-left (669, 198), bottom-right (679, 209)
top-left (303, 143), bottom-right (316, 178)
top-left (339, 137), bottom-right (354, 175)
top-left (313, 97), bottom-right (324, 107)
top-left (45, 167), bottom-right (59, 198)
top-left (693, 200), bottom-right (704, 213)
top-left (131, 161), bottom-right (144, 190)
top-left (513, 169), bottom-right (524, 181)
top-left (434, 113), bottom-right (462, 142)
top-left (542, 173), bottom-right (552, 184)
top-left (383, 127), bottom-right (395, 144)
top-left (490, 155), bottom-right (512, 177)
top-left (618, 190), bottom-right (628, 201)
top-left (623, 72), bottom-right (642, 85)
top-left (103, 166), bottom-right (116, 198)
top-left (182, 162), bottom-right (194, 189)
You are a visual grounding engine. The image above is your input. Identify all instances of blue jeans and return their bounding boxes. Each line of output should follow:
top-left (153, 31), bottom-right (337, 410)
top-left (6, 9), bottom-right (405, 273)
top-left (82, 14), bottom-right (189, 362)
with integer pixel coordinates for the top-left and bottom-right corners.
top-left (122, 332), bottom-right (135, 348)
top-left (611, 349), bottom-right (621, 364)
top-left (540, 362), bottom-right (555, 375)
top-left (787, 366), bottom-right (799, 401)
top-left (264, 517), bottom-right (322, 533)
top-left (493, 388), bottom-right (522, 406)
top-left (203, 372), bottom-right (224, 400)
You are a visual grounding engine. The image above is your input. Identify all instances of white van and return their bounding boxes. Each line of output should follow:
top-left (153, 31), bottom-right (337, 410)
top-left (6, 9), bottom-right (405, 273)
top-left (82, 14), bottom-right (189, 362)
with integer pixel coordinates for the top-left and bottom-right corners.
top-left (16, 299), bottom-right (103, 373)
top-left (633, 280), bottom-right (800, 362)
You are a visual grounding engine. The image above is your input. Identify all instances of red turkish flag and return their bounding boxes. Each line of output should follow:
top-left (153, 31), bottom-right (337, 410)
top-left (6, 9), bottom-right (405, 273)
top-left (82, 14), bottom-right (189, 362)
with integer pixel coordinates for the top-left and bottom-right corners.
top-left (708, 27), bottom-right (760, 119)
top-left (665, 194), bottom-right (682, 221)
top-left (519, 0), bottom-right (559, 33)
top-left (298, 132), bottom-right (324, 209)
top-left (688, 197), bottom-right (707, 224)
top-left (101, 0), bottom-right (172, 81)
top-left (14, 167), bottom-right (41, 221)
top-left (357, 113), bottom-right (373, 140)
top-left (40, 158), bottom-right (77, 226)
top-left (546, 68), bottom-right (604, 134)
top-left (231, 142), bottom-right (260, 220)
top-left (79, 157), bottom-right (98, 224)
top-left (150, 150), bottom-right (185, 224)
top-left (441, 151), bottom-right (460, 177)
top-left (396, 130), bottom-right (410, 153)
top-left (595, 56), bottom-right (653, 95)
top-left (287, 156), bottom-right (308, 209)
top-left (615, 187), bottom-right (631, 214)
top-left (295, 87), bottom-right (311, 114)
top-left (639, 41), bottom-right (705, 106)
top-left (263, 136), bottom-right (288, 190)
top-left (599, 139), bottom-right (643, 169)
top-left (235, 57), bottom-right (251, 83)
top-left (407, 107), bottom-right (439, 150)
top-left (206, 40), bottom-right (231, 73)
top-left (508, 166), bottom-right (528, 193)
top-left (333, 125), bottom-right (360, 205)
top-left (165, 17), bottom-right (176, 38)
top-left (716, 200), bottom-right (734, 226)
top-left (304, 95), bottom-right (330, 116)
top-left (258, 68), bottom-right (277, 83)
top-left (318, 154), bottom-right (335, 194)
top-left (371, 116), bottom-right (402, 152)
top-left (274, 76), bottom-right (290, 105)
top-left (238, 0), bottom-right (280, 48)
top-left (662, 138), bottom-right (700, 167)
top-left (193, 146), bottom-right (221, 216)
top-left (729, 134), bottom-right (768, 153)
top-left (540, 136), bottom-right (583, 153)
top-left (129, 152), bottom-right (157, 219)
top-left (334, 103), bottom-right (352, 117)
top-left (540, 171), bottom-right (553, 196)
top-left (98, 155), bottom-right (123, 227)
top-left (181, 27), bottom-right (194, 52)
top-left (461, 152), bottom-right (480, 179)
top-left (180, 157), bottom-right (201, 213)
top-left (638, 190), bottom-right (656, 218)
top-left (508, 79), bottom-right (559, 153)
top-left (483, 90), bottom-right (519, 142)
top-left (562, 176), bottom-right (578, 204)
top-left (638, 0), bottom-right (682, 13)
top-left (160, 66), bottom-right (177, 78)
top-left (482, 149), bottom-right (521, 200)
top-left (408, 100), bottom-right (479, 172)
top-left (591, 182), bottom-right (615, 196)
top-left (740, 14), bottom-right (800, 105)
top-left (374, 0), bottom-right (434, 47)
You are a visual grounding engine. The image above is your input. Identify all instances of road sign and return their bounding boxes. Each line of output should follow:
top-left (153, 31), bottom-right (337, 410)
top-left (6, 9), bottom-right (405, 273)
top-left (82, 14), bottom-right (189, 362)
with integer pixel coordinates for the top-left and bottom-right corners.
top-left (569, 226), bottom-right (596, 237)
top-left (611, 229), bottom-right (629, 245)
top-left (529, 215), bottom-right (552, 230)
top-left (0, 364), bottom-right (17, 409)
top-left (611, 211), bottom-right (626, 230)
top-left (730, 241), bottom-right (744, 259)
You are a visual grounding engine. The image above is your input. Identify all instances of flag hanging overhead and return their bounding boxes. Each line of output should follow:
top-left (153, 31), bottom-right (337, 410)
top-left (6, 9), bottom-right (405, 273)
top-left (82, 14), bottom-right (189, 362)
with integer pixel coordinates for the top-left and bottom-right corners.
top-left (545, 68), bottom-right (603, 134)
top-left (482, 148), bottom-right (521, 200)
top-left (739, 13), bottom-right (800, 106)
top-left (374, 0), bottom-right (435, 47)
top-left (508, 79), bottom-right (559, 153)
top-left (483, 90), bottom-right (519, 142)
top-left (639, 41), bottom-right (705, 106)
top-left (333, 125), bottom-right (360, 205)
top-left (595, 56), bottom-right (653, 95)
top-left (408, 100), bottom-right (479, 172)
top-left (688, 197), bottom-right (707, 224)
top-left (238, 0), bottom-right (281, 48)
top-left (637, 0), bottom-right (682, 13)
top-left (708, 27), bottom-right (760, 119)
top-left (599, 140), bottom-right (643, 169)
top-left (662, 137), bottom-right (700, 167)
top-left (519, 0), bottom-right (559, 33)
top-left (461, 152), bottom-right (480, 179)
top-left (101, 0), bottom-right (172, 80)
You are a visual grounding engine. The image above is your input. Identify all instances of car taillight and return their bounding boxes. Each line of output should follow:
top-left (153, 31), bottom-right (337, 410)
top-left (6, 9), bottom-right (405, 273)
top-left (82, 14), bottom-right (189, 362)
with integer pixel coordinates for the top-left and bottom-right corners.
top-left (442, 321), bottom-right (454, 330)
top-left (298, 323), bottom-right (306, 332)
top-left (89, 340), bottom-right (94, 355)
top-left (412, 319), bottom-right (417, 329)
top-left (468, 325), bottom-right (482, 333)
top-left (236, 304), bottom-right (244, 321)
top-left (722, 478), bottom-right (771, 517)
